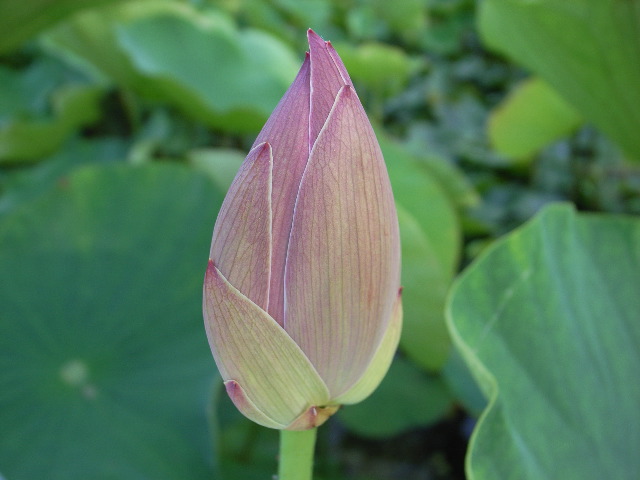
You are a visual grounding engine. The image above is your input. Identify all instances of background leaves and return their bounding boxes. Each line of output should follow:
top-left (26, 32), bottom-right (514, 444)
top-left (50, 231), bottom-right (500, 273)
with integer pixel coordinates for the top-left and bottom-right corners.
top-left (42, 2), bottom-right (299, 133)
top-left (488, 77), bottom-right (582, 162)
top-left (480, 0), bottom-right (640, 160)
top-left (448, 204), bottom-right (640, 479)
top-left (1, 0), bottom-right (639, 478)
top-left (0, 0), bottom-right (125, 53)
top-left (0, 164), bottom-right (223, 479)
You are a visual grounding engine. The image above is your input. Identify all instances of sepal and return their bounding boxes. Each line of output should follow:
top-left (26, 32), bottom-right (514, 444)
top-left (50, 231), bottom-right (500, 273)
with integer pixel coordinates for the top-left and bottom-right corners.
top-left (204, 261), bottom-right (330, 427)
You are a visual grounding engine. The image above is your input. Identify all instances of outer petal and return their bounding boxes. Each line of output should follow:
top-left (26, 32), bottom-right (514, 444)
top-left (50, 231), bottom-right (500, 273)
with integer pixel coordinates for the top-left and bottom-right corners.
top-left (210, 142), bottom-right (272, 310)
top-left (225, 381), bottom-right (339, 430)
top-left (224, 380), bottom-right (287, 429)
top-left (325, 39), bottom-right (352, 88)
top-left (333, 289), bottom-right (403, 405)
top-left (284, 86), bottom-right (401, 398)
top-left (251, 54), bottom-right (311, 325)
top-left (204, 261), bottom-right (330, 427)
top-left (307, 29), bottom-right (351, 148)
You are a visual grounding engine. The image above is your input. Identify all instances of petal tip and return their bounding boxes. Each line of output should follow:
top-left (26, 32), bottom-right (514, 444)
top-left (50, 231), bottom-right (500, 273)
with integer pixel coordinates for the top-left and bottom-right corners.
top-left (307, 29), bottom-right (327, 51)
top-left (225, 378), bottom-right (240, 396)
top-left (333, 84), bottom-right (358, 107)
top-left (205, 259), bottom-right (217, 282)
top-left (224, 380), bottom-right (287, 429)
top-left (307, 28), bottom-right (321, 41)
top-left (204, 260), bottom-right (227, 289)
top-left (249, 141), bottom-right (272, 158)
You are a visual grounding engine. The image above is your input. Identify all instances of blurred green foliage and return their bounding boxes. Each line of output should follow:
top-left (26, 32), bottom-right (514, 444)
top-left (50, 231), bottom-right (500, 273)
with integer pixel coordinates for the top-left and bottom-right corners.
top-left (480, 0), bottom-right (640, 160)
top-left (1, 0), bottom-right (638, 479)
top-left (0, 163), bottom-right (222, 479)
top-left (448, 204), bottom-right (640, 479)
top-left (488, 77), bottom-right (582, 162)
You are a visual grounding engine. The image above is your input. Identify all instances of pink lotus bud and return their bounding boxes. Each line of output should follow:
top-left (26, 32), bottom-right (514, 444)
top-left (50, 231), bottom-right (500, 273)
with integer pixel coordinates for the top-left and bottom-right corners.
top-left (203, 29), bottom-right (401, 430)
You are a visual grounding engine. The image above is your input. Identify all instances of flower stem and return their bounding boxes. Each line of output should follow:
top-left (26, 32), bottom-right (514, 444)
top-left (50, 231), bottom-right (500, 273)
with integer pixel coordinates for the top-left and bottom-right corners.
top-left (278, 428), bottom-right (317, 480)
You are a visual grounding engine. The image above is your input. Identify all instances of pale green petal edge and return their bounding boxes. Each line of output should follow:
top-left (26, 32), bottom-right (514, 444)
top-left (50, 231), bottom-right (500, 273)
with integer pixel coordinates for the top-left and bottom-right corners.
top-left (204, 261), bottom-right (330, 427)
top-left (224, 380), bottom-right (288, 429)
top-left (333, 289), bottom-right (403, 405)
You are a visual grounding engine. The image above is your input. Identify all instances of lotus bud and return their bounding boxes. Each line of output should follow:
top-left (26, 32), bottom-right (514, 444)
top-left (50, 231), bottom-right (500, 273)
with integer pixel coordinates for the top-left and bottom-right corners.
top-left (203, 29), bottom-right (402, 430)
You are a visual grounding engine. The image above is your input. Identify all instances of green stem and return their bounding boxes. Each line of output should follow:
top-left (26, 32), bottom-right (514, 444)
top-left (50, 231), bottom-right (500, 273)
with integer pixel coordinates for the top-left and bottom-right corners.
top-left (278, 428), bottom-right (317, 480)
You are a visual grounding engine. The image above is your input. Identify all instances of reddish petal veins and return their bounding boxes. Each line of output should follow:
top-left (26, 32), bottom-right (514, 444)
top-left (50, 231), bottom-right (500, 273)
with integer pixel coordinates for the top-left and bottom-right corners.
top-left (284, 86), bottom-right (401, 396)
top-left (251, 55), bottom-right (311, 326)
top-left (210, 143), bottom-right (272, 310)
top-left (308, 29), bottom-right (351, 149)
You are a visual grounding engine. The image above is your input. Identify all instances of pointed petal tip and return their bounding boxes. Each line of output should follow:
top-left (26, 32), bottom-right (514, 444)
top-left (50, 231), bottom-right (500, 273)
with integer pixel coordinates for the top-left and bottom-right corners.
top-left (307, 29), bottom-right (327, 49)
top-left (333, 84), bottom-right (359, 107)
top-left (205, 258), bottom-right (216, 279)
top-left (249, 141), bottom-right (272, 157)
top-left (325, 40), bottom-right (352, 87)
top-left (225, 379), bottom-right (242, 396)
top-left (224, 380), bottom-right (287, 429)
top-left (225, 379), bottom-right (242, 400)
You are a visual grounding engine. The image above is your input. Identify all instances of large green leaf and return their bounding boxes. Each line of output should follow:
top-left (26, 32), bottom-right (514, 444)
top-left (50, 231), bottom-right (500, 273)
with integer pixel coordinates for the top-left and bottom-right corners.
top-left (44, 2), bottom-right (299, 133)
top-left (0, 163), bottom-right (224, 479)
top-left (488, 77), bottom-right (582, 161)
top-left (116, 12), bottom-right (298, 132)
top-left (381, 135), bottom-right (461, 371)
top-left (447, 204), bottom-right (640, 479)
top-left (0, 138), bottom-right (126, 217)
top-left (479, 0), bottom-right (640, 159)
